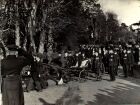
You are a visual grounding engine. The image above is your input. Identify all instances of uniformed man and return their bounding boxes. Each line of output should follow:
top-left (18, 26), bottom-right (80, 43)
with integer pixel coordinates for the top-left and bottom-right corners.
top-left (91, 49), bottom-right (96, 73)
top-left (103, 49), bottom-right (109, 73)
top-left (94, 52), bottom-right (103, 81)
top-left (87, 46), bottom-right (93, 58)
top-left (1, 45), bottom-right (33, 105)
top-left (127, 48), bottom-right (134, 76)
top-left (108, 49), bottom-right (116, 81)
top-left (114, 48), bottom-right (120, 76)
top-left (133, 44), bottom-right (139, 64)
top-left (84, 45), bottom-right (89, 58)
top-left (122, 49), bottom-right (129, 78)
top-left (32, 56), bottom-right (44, 91)
top-left (76, 52), bottom-right (83, 67)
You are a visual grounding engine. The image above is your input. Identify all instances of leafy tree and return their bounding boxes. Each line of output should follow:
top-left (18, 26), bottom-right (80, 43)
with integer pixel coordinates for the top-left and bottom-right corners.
top-left (1, 0), bottom-right (136, 62)
top-left (106, 12), bottom-right (120, 41)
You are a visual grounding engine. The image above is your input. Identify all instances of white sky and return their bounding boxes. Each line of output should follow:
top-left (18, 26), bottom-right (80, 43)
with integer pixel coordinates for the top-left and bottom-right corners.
top-left (98, 0), bottom-right (140, 26)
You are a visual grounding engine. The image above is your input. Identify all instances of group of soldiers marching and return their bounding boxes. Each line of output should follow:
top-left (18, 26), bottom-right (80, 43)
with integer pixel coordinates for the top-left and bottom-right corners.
top-left (58, 43), bottom-right (139, 81)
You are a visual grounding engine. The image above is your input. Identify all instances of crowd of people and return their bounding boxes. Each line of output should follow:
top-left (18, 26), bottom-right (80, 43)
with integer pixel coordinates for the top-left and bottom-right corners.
top-left (56, 43), bottom-right (139, 80)
top-left (21, 43), bottom-right (140, 92)
top-left (0, 42), bottom-right (140, 105)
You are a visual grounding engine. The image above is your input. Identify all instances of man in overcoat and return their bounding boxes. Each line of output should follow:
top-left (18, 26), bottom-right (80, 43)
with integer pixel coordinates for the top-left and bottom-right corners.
top-left (114, 49), bottom-right (120, 76)
top-left (108, 49), bottom-right (116, 81)
top-left (1, 45), bottom-right (33, 105)
top-left (121, 48), bottom-right (134, 77)
top-left (126, 48), bottom-right (134, 76)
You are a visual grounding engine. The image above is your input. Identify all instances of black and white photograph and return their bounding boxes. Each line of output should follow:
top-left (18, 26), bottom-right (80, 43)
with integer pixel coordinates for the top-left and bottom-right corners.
top-left (0, 0), bottom-right (140, 105)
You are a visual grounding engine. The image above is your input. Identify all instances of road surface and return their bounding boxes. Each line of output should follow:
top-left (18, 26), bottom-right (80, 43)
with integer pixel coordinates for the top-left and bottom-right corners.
top-left (24, 75), bottom-right (140, 105)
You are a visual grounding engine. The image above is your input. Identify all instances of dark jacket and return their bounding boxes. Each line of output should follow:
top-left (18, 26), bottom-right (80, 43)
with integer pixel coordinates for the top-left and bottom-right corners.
top-left (134, 47), bottom-right (139, 63)
top-left (108, 53), bottom-right (115, 67)
top-left (114, 53), bottom-right (120, 66)
top-left (1, 49), bottom-right (33, 105)
top-left (122, 52), bottom-right (134, 65)
top-left (1, 48), bottom-right (33, 76)
top-left (1, 55), bottom-right (31, 76)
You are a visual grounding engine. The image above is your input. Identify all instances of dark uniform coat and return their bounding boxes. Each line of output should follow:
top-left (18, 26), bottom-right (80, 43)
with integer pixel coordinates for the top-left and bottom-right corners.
top-left (134, 47), bottom-right (139, 63)
top-left (122, 51), bottom-right (134, 77)
top-left (108, 53), bottom-right (116, 81)
top-left (94, 57), bottom-right (104, 79)
top-left (114, 53), bottom-right (120, 75)
top-left (1, 49), bottom-right (33, 105)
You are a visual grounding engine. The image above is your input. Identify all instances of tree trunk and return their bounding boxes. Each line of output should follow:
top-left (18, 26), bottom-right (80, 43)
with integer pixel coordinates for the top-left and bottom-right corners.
top-left (23, 36), bottom-right (27, 50)
top-left (39, 31), bottom-right (46, 54)
top-left (47, 24), bottom-right (54, 64)
top-left (14, 2), bottom-right (20, 47)
top-left (28, 2), bottom-right (37, 53)
top-left (38, 8), bottom-right (47, 54)
top-left (28, 17), bottom-right (36, 53)
top-left (15, 21), bottom-right (20, 46)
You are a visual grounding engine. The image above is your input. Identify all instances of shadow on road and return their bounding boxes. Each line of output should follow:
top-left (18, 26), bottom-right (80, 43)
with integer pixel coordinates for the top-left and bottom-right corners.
top-left (39, 77), bottom-right (140, 105)
top-left (39, 98), bottom-right (55, 105)
top-left (55, 85), bottom-right (84, 105)
top-left (86, 78), bottom-right (140, 105)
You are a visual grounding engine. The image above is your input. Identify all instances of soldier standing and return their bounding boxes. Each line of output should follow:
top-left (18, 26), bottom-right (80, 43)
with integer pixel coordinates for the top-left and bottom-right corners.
top-left (133, 44), bottom-right (139, 64)
top-left (114, 48), bottom-right (120, 76)
top-left (1, 45), bottom-right (33, 105)
top-left (94, 52), bottom-right (104, 81)
top-left (127, 48), bottom-right (134, 76)
top-left (122, 48), bottom-right (129, 78)
top-left (103, 49), bottom-right (109, 73)
top-left (91, 49), bottom-right (96, 73)
top-left (77, 52), bottom-right (83, 67)
top-left (108, 49), bottom-right (116, 81)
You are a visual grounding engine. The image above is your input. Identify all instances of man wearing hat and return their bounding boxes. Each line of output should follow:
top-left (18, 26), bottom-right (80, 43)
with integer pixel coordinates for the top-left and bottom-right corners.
top-left (114, 48), bottom-right (120, 76)
top-left (127, 47), bottom-right (134, 76)
top-left (134, 44), bottom-right (139, 64)
top-left (108, 49), bottom-right (116, 81)
top-left (1, 44), bottom-right (33, 105)
top-left (121, 47), bottom-right (134, 78)
top-left (94, 51), bottom-right (103, 81)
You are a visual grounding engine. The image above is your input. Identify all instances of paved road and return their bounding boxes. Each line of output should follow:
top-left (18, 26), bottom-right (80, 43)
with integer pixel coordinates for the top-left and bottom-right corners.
top-left (24, 75), bottom-right (140, 105)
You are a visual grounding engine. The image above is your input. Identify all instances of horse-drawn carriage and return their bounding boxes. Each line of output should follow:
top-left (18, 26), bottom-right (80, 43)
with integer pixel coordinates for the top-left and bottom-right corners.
top-left (21, 57), bottom-right (105, 92)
